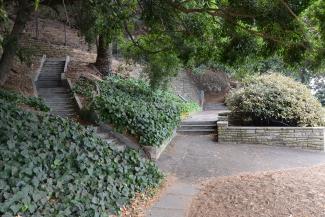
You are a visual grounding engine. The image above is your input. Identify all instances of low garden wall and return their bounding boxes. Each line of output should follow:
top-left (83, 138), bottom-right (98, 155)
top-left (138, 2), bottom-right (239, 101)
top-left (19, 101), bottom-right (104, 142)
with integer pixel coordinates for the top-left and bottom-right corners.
top-left (217, 121), bottom-right (325, 151)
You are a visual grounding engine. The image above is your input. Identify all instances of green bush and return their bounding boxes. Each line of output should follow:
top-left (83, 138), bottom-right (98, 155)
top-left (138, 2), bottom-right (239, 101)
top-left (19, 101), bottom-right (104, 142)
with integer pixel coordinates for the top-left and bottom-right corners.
top-left (0, 100), bottom-right (163, 216)
top-left (226, 73), bottom-right (324, 127)
top-left (74, 77), bottom-right (199, 147)
top-left (0, 88), bottom-right (50, 112)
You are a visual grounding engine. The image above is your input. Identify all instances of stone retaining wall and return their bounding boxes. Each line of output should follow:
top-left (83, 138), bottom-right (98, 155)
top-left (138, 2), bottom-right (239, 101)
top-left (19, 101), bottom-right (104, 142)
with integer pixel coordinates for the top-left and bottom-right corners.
top-left (217, 121), bottom-right (325, 151)
top-left (170, 71), bottom-right (201, 104)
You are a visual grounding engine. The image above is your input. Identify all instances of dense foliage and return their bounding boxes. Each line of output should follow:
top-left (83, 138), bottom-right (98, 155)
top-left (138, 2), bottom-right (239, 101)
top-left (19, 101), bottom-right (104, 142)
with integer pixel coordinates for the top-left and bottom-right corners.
top-left (310, 76), bottom-right (325, 106)
top-left (74, 77), bottom-right (199, 147)
top-left (226, 73), bottom-right (324, 127)
top-left (0, 99), bottom-right (163, 216)
top-left (0, 89), bottom-right (49, 112)
top-left (2, 1), bottom-right (325, 87)
top-left (120, 0), bottom-right (325, 87)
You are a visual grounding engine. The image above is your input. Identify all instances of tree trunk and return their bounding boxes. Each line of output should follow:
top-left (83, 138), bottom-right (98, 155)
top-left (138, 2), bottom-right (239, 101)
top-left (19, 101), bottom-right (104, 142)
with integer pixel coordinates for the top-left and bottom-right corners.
top-left (0, 0), bottom-right (33, 86)
top-left (95, 35), bottom-right (112, 76)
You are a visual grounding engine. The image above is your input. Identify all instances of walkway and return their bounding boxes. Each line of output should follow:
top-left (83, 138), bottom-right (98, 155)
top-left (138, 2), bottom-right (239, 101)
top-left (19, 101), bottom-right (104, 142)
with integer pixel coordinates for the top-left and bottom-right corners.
top-left (182, 110), bottom-right (224, 123)
top-left (146, 134), bottom-right (325, 217)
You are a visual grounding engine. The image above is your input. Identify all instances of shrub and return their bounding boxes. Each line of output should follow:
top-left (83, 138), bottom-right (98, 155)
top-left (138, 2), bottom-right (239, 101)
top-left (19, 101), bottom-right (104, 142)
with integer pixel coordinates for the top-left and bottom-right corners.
top-left (0, 100), bottom-right (163, 216)
top-left (226, 73), bottom-right (324, 127)
top-left (0, 89), bottom-right (50, 112)
top-left (74, 77), bottom-right (199, 147)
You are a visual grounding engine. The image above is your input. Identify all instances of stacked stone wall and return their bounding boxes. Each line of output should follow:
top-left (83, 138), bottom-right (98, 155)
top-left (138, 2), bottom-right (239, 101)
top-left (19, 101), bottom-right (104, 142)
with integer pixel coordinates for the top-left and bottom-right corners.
top-left (218, 121), bottom-right (325, 151)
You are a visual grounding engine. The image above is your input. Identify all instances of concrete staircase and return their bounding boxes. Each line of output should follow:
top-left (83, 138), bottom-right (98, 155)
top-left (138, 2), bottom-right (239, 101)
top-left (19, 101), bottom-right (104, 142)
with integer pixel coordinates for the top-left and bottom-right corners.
top-left (96, 125), bottom-right (126, 151)
top-left (203, 103), bottom-right (227, 111)
top-left (36, 58), bottom-right (76, 118)
top-left (177, 121), bottom-right (217, 134)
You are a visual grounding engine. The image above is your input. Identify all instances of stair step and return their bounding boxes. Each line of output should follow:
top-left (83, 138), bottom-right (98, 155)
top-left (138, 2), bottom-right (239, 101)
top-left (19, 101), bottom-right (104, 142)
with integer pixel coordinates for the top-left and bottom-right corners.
top-left (181, 121), bottom-right (217, 125)
top-left (38, 74), bottom-right (61, 78)
top-left (46, 104), bottom-right (75, 109)
top-left (38, 87), bottom-right (69, 91)
top-left (179, 127), bottom-right (216, 131)
top-left (180, 124), bottom-right (216, 127)
top-left (178, 128), bottom-right (215, 131)
top-left (37, 78), bottom-right (61, 82)
top-left (42, 69), bottom-right (63, 71)
top-left (44, 62), bottom-right (65, 66)
top-left (37, 84), bottom-right (62, 88)
top-left (38, 92), bottom-right (73, 97)
top-left (44, 99), bottom-right (75, 104)
top-left (40, 72), bottom-right (62, 75)
top-left (39, 71), bottom-right (62, 74)
top-left (52, 110), bottom-right (75, 114)
top-left (38, 88), bottom-right (69, 93)
top-left (177, 128), bottom-right (215, 135)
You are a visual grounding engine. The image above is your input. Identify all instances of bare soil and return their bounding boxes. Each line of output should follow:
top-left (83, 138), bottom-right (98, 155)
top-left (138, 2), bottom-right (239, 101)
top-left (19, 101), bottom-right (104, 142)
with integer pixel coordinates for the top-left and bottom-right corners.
top-left (188, 165), bottom-right (325, 217)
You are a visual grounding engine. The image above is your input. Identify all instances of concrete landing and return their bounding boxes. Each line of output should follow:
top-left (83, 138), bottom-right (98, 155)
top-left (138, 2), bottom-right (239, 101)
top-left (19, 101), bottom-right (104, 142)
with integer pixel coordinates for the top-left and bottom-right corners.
top-left (182, 110), bottom-right (227, 123)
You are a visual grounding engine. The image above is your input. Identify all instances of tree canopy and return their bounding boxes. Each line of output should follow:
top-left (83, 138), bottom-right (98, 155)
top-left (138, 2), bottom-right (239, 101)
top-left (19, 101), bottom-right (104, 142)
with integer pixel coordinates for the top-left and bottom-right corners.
top-left (0, 0), bottom-right (324, 87)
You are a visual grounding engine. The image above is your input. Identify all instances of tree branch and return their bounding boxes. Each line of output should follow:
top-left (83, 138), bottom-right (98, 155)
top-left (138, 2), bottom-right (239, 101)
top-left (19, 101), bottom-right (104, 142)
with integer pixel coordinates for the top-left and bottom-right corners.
top-left (123, 21), bottom-right (169, 54)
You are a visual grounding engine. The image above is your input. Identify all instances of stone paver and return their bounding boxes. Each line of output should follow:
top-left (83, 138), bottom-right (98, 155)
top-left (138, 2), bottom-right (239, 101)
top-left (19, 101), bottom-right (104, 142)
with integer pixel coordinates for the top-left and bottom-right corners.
top-left (146, 134), bottom-right (325, 217)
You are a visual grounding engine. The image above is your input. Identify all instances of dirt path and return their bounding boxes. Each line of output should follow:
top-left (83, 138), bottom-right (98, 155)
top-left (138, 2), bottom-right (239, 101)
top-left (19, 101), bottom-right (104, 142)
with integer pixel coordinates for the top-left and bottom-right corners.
top-left (189, 165), bottom-right (325, 217)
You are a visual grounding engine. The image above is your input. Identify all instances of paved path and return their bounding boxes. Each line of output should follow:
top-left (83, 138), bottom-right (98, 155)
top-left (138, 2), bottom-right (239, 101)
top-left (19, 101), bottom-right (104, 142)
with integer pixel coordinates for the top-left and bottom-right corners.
top-left (146, 134), bottom-right (325, 217)
top-left (182, 110), bottom-right (226, 123)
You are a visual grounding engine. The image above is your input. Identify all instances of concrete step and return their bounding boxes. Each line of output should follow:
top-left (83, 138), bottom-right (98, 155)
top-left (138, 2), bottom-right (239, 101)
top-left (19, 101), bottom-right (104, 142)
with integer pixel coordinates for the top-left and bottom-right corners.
top-left (43, 62), bottom-right (65, 66)
top-left (40, 69), bottom-right (63, 75)
top-left (38, 88), bottom-right (71, 95)
top-left (45, 58), bottom-right (65, 62)
top-left (44, 99), bottom-right (75, 105)
top-left (177, 128), bottom-right (216, 135)
top-left (42, 65), bottom-right (64, 68)
top-left (203, 103), bottom-right (227, 111)
top-left (46, 104), bottom-right (76, 110)
top-left (37, 83), bottom-right (61, 88)
top-left (42, 70), bottom-right (63, 73)
top-left (38, 87), bottom-right (69, 92)
top-left (42, 67), bottom-right (64, 70)
top-left (38, 73), bottom-right (61, 80)
top-left (181, 121), bottom-right (217, 125)
top-left (37, 77), bottom-right (61, 82)
top-left (40, 95), bottom-right (73, 101)
top-left (178, 119), bottom-right (217, 134)
top-left (39, 71), bottom-right (62, 75)
top-left (179, 125), bottom-right (216, 130)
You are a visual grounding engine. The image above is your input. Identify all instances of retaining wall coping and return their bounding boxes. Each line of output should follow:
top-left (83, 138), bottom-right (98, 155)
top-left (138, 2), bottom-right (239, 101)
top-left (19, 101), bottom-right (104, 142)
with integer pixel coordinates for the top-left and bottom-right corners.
top-left (226, 126), bottom-right (325, 130)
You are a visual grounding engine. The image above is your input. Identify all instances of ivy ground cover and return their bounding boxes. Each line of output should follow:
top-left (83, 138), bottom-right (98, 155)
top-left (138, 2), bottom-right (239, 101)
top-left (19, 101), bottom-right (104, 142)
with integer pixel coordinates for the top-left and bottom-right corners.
top-left (0, 93), bottom-right (163, 216)
top-left (74, 76), bottom-right (200, 147)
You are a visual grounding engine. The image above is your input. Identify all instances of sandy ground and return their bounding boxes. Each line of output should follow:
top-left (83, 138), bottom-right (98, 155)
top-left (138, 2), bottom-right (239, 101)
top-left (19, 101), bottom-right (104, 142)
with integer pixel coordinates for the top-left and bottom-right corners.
top-left (188, 165), bottom-right (325, 217)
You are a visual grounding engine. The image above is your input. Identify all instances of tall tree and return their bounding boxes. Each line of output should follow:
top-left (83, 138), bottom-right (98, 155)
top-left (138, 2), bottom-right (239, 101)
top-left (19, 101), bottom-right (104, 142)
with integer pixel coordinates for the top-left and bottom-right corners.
top-left (77, 0), bottom-right (136, 76)
top-left (0, 0), bottom-right (34, 85)
top-left (0, 0), bottom-right (66, 85)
